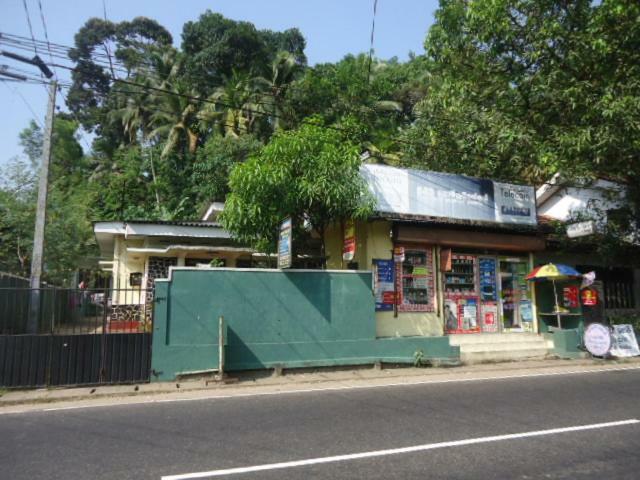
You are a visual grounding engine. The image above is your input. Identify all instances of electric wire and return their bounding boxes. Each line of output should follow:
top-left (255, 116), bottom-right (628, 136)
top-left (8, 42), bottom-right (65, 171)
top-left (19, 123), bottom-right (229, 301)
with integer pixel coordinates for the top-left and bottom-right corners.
top-left (367, 0), bottom-right (378, 85)
top-left (36, 0), bottom-right (58, 79)
top-left (2, 34), bottom-right (631, 194)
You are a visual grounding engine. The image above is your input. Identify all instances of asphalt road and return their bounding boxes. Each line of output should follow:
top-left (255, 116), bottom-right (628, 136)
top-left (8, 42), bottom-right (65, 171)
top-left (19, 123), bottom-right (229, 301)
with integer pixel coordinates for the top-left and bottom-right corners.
top-left (2, 368), bottom-right (640, 480)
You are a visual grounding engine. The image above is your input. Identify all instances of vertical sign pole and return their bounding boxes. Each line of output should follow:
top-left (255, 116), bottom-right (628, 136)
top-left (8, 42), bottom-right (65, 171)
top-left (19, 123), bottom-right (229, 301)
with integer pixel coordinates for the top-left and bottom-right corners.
top-left (218, 315), bottom-right (225, 380)
top-left (28, 80), bottom-right (57, 334)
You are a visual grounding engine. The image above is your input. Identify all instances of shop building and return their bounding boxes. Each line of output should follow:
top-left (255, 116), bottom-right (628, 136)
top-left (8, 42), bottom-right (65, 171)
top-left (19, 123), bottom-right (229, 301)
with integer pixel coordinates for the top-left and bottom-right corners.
top-left (326, 164), bottom-right (546, 341)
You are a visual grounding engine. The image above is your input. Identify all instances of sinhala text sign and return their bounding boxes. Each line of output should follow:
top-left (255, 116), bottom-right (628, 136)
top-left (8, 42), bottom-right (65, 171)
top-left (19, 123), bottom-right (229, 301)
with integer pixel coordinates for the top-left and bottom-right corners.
top-left (278, 217), bottom-right (292, 269)
top-left (567, 220), bottom-right (596, 239)
top-left (360, 164), bottom-right (537, 225)
top-left (584, 323), bottom-right (612, 357)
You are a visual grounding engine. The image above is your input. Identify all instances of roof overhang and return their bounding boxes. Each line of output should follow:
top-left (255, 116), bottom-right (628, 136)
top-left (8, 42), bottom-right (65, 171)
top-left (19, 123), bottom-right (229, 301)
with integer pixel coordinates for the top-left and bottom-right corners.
top-left (93, 221), bottom-right (233, 257)
top-left (126, 245), bottom-right (254, 254)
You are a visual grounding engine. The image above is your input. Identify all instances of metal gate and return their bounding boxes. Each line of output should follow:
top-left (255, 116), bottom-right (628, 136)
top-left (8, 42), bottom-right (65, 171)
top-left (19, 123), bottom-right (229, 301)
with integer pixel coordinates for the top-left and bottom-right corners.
top-left (0, 286), bottom-right (153, 388)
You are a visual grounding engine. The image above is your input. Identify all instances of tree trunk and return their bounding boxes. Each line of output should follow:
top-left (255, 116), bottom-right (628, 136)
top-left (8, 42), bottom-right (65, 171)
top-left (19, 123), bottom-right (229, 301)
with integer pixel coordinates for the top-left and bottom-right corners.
top-left (149, 149), bottom-right (161, 209)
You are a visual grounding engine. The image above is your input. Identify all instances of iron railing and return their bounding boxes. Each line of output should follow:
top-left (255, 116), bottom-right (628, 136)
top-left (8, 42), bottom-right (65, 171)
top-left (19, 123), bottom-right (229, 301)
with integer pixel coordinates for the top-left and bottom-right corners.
top-left (0, 287), bottom-right (152, 335)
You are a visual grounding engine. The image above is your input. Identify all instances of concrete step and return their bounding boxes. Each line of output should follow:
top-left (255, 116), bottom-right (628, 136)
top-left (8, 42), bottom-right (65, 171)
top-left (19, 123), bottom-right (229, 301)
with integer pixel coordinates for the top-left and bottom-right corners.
top-left (448, 333), bottom-right (543, 346)
top-left (461, 348), bottom-right (552, 364)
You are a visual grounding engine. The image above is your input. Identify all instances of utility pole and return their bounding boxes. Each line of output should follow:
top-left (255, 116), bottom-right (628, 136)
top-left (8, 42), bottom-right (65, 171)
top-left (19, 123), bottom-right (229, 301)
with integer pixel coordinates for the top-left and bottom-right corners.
top-left (28, 80), bottom-right (57, 334)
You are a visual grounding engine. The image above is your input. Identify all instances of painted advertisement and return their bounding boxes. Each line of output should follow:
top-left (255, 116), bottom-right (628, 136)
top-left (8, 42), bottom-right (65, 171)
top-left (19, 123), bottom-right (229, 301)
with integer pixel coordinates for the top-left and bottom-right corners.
top-left (360, 164), bottom-right (537, 225)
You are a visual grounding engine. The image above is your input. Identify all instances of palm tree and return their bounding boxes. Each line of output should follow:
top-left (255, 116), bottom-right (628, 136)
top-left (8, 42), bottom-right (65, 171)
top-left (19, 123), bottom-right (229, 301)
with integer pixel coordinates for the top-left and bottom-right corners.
top-left (147, 81), bottom-right (200, 158)
top-left (198, 70), bottom-right (263, 138)
top-left (254, 51), bottom-right (303, 130)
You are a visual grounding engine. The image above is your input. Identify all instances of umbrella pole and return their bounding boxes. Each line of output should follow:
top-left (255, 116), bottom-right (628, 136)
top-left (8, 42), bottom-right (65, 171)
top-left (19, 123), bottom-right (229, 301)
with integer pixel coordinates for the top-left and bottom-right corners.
top-left (552, 279), bottom-right (562, 329)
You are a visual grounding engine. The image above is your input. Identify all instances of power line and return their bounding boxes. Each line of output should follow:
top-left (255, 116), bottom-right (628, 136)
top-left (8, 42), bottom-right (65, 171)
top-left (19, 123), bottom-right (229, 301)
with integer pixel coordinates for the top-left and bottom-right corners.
top-left (20, 0), bottom-right (39, 57)
top-left (1, 80), bottom-right (43, 129)
top-left (367, 0), bottom-right (378, 85)
top-left (36, 0), bottom-right (57, 79)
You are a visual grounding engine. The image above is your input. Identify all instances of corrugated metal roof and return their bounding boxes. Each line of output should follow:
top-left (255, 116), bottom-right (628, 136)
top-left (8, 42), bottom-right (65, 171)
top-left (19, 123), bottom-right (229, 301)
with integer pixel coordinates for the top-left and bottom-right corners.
top-left (94, 220), bottom-right (223, 228)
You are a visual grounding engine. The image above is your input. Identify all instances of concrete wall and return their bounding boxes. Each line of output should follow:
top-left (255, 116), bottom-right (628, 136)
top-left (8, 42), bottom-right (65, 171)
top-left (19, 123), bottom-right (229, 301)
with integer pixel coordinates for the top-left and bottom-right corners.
top-left (325, 220), bottom-right (442, 337)
top-left (151, 268), bottom-right (459, 381)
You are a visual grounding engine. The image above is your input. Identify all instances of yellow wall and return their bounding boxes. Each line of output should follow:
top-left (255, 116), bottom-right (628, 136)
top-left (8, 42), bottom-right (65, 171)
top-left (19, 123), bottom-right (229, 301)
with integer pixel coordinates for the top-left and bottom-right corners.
top-left (109, 235), bottom-right (253, 305)
top-left (325, 220), bottom-right (444, 338)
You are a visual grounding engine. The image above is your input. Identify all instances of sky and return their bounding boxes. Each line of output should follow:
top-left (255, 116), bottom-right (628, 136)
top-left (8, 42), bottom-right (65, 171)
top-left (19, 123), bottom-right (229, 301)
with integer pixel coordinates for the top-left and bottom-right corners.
top-left (0, 0), bottom-right (439, 165)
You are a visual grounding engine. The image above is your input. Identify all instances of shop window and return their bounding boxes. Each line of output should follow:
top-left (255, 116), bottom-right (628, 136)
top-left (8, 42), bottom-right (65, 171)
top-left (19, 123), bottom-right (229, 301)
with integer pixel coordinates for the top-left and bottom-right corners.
top-left (577, 265), bottom-right (635, 309)
top-left (396, 248), bottom-right (435, 312)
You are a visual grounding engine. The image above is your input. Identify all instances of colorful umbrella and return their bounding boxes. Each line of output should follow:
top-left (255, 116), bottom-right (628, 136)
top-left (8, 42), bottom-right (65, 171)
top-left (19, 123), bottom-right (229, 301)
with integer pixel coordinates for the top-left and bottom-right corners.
top-left (526, 263), bottom-right (582, 329)
top-left (526, 263), bottom-right (581, 280)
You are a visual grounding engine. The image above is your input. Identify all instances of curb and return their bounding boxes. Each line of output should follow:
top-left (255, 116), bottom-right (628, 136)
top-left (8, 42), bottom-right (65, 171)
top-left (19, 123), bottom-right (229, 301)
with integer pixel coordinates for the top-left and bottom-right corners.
top-left (1, 357), bottom-right (639, 409)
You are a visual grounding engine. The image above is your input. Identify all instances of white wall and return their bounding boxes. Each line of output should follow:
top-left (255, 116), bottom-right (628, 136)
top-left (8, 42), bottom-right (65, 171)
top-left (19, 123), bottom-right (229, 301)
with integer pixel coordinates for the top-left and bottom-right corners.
top-left (537, 179), bottom-right (625, 224)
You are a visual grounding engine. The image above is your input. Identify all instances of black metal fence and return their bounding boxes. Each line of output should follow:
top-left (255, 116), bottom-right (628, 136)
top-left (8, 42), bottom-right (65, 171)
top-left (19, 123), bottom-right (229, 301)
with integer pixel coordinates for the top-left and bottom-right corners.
top-left (0, 287), bottom-right (153, 388)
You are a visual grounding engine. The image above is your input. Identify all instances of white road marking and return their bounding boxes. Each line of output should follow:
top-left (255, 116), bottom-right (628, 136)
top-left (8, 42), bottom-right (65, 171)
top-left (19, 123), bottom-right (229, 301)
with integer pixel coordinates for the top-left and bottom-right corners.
top-left (0, 364), bottom-right (639, 415)
top-left (161, 419), bottom-right (640, 479)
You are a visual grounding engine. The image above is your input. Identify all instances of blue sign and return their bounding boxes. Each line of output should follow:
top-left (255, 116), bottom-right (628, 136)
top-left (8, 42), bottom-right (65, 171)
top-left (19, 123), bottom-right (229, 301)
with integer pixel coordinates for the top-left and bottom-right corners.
top-left (479, 257), bottom-right (497, 301)
top-left (373, 259), bottom-right (395, 311)
top-left (278, 218), bottom-right (292, 269)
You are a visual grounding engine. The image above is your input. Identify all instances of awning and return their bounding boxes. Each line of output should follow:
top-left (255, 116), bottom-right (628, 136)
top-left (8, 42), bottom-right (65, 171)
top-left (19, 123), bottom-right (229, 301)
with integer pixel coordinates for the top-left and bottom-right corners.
top-left (396, 225), bottom-right (545, 252)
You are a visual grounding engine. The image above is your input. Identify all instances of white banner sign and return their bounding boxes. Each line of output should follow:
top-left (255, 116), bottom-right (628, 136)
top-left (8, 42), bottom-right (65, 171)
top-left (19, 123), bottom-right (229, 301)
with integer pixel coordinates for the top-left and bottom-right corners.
top-left (360, 164), bottom-right (537, 226)
top-left (609, 324), bottom-right (640, 357)
top-left (567, 221), bottom-right (596, 238)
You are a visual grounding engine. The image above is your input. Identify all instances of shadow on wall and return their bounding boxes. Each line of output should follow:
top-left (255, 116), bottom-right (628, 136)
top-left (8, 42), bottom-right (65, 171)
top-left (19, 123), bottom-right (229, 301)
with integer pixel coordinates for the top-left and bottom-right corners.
top-left (283, 271), bottom-right (332, 323)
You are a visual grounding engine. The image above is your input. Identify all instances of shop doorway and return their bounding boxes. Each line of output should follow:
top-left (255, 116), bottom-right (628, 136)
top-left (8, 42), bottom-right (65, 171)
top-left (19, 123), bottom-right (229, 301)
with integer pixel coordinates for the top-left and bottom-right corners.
top-left (498, 259), bottom-right (534, 332)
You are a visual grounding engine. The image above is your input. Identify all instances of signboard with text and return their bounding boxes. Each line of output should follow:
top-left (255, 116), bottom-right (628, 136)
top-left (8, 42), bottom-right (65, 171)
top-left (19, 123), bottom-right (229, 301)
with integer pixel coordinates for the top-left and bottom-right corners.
top-left (373, 259), bottom-right (395, 311)
top-left (609, 324), bottom-right (640, 357)
top-left (277, 217), bottom-right (292, 269)
top-left (360, 164), bottom-right (537, 226)
top-left (567, 221), bottom-right (596, 238)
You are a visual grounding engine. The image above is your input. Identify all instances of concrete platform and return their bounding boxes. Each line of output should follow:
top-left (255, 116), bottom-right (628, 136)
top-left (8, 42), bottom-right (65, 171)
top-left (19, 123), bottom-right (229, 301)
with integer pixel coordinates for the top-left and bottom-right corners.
top-left (449, 333), bottom-right (554, 363)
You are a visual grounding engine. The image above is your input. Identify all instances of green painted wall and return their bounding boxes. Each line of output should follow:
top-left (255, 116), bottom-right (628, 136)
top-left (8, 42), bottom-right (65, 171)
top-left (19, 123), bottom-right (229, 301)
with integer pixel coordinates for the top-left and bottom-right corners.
top-left (151, 269), bottom-right (459, 381)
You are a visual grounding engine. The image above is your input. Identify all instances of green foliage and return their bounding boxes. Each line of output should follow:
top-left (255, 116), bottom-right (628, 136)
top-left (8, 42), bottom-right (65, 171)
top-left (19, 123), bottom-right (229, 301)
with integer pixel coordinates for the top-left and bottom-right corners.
top-left (181, 11), bottom-right (306, 96)
top-left (191, 134), bottom-right (262, 204)
top-left (220, 119), bottom-right (374, 256)
top-left (404, 0), bottom-right (640, 187)
top-left (0, 119), bottom-right (97, 285)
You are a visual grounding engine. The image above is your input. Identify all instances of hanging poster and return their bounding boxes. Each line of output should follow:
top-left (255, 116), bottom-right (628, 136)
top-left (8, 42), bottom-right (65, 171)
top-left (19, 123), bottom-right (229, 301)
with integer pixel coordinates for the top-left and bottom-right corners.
top-left (460, 298), bottom-right (478, 330)
top-left (373, 259), bottom-right (395, 311)
top-left (563, 286), bottom-right (579, 308)
top-left (479, 257), bottom-right (497, 301)
top-left (444, 299), bottom-right (458, 331)
top-left (581, 288), bottom-right (598, 306)
top-left (520, 300), bottom-right (533, 322)
top-left (342, 219), bottom-right (356, 261)
top-left (482, 302), bottom-right (498, 332)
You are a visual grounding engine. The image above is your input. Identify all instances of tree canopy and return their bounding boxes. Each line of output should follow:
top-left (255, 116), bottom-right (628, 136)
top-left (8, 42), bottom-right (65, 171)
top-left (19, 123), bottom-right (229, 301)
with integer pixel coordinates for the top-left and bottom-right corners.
top-left (2, 3), bottom-right (639, 280)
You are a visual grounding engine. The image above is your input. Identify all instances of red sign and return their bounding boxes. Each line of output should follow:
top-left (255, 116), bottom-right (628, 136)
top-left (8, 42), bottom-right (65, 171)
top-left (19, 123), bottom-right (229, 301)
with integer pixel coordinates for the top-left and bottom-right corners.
top-left (484, 312), bottom-right (495, 325)
top-left (382, 291), bottom-right (396, 305)
top-left (581, 288), bottom-right (598, 306)
top-left (393, 246), bottom-right (405, 263)
top-left (342, 219), bottom-right (356, 261)
top-left (563, 286), bottom-right (579, 308)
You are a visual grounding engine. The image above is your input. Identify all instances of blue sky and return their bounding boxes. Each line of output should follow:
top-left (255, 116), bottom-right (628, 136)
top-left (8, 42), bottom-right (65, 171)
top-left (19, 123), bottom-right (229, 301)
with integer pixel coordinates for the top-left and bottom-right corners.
top-left (0, 0), bottom-right (439, 164)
